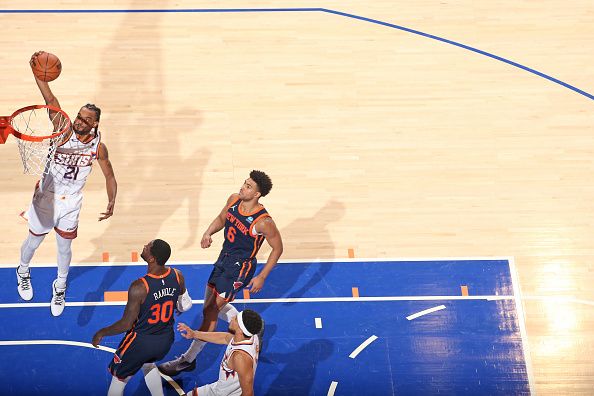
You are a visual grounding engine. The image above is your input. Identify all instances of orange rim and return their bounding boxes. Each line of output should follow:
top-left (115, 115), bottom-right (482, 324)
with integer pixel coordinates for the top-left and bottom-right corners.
top-left (9, 104), bottom-right (71, 142)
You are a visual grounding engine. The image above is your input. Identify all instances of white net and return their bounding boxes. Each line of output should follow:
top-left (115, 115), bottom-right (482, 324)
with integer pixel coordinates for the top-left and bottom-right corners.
top-left (10, 107), bottom-right (70, 176)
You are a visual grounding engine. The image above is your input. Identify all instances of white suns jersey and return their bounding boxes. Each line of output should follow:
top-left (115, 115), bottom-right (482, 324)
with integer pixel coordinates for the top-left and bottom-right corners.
top-left (40, 130), bottom-right (101, 195)
top-left (215, 336), bottom-right (259, 396)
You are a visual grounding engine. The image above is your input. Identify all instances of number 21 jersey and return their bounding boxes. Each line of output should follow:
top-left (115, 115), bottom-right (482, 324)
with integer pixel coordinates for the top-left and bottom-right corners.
top-left (41, 130), bottom-right (101, 195)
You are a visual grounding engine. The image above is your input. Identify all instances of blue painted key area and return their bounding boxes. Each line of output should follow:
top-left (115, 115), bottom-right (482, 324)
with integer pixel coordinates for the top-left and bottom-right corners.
top-left (0, 259), bottom-right (530, 395)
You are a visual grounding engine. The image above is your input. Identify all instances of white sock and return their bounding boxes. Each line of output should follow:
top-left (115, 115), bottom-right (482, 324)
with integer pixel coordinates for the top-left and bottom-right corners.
top-left (181, 286), bottom-right (232, 362)
top-left (183, 340), bottom-right (206, 362)
top-left (107, 375), bottom-right (128, 396)
top-left (218, 303), bottom-right (239, 323)
top-left (19, 232), bottom-right (46, 272)
top-left (142, 363), bottom-right (164, 396)
top-left (205, 286), bottom-right (238, 323)
top-left (55, 234), bottom-right (72, 289)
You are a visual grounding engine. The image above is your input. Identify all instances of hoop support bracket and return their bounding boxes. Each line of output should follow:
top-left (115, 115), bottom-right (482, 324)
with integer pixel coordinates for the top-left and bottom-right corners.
top-left (0, 116), bottom-right (13, 144)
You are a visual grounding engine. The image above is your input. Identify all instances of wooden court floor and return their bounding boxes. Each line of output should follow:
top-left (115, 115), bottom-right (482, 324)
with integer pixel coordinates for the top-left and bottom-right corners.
top-left (1, 1), bottom-right (593, 394)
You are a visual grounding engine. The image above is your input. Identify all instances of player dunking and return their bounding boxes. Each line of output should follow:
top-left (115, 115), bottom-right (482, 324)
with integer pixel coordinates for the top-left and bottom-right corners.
top-left (92, 239), bottom-right (193, 396)
top-left (177, 309), bottom-right (263, 396)
top-left (15, 51), bottom-right (118, 316)
top-left (159, 170), bottom-right (283, 375)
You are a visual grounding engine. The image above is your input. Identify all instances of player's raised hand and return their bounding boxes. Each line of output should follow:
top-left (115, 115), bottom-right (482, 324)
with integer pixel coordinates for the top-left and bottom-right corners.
top-left (29, 51), bottom-right (45, 68)
top-left (177, 322), bottom-right (195, 339)
top-left (99, 201), bottom-right (115, 221)
top-left (201, 233), bottom-right (212, 249)
top-left (247, 275), bottom-right (265, 293)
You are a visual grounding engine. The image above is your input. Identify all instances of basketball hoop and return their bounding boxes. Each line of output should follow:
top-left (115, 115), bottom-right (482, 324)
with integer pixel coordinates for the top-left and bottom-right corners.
top-left (0, 105), bottom-right (71, 175)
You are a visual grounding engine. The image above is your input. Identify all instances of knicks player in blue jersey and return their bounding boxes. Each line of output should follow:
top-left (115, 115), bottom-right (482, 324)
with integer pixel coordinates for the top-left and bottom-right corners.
top-left (159, 170), bottom-right (283, 376)
top-left (92, 239), bottom-right (193, 396)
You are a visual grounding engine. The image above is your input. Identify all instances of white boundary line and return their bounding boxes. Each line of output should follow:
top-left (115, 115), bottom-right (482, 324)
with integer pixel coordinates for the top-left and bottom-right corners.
top-left (349, 335), bottom-right (378, 358)
top-left (406, 305), bottom-right (446, 320)
top-left (0, 295), bottom-right (516, 309)
top-left (0, 256), bottom-right (515, 268)
top-left (0, 339), bottom-right (185, 395)
top-left (327, 381), bottom-right (338, 396)
top-left (509, 258), bottom-right (535, 395)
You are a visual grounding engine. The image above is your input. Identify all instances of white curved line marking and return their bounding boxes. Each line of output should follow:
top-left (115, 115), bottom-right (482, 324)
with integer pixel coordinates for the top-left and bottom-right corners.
top-left (349, 335), bottom-right (378, 359)
top-left (159, 373), bottom-right (185, 395)
top-left (406, 304), bottom-right (446, 320)
top-left (0, 339), bottom-right (116, 353)
top-left (327, 381), bottom-right (338, 396)
top-left (0, 339), bottom-right (184, 395)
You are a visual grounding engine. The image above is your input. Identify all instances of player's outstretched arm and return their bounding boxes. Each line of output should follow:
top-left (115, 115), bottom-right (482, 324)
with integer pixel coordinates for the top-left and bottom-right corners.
top-left (247, 217), bottom-right (283, 293)
top-left (97, 143), bottom-right (117, 221)
top-left (177, 322), bottom-right (232, 345)
top-left (233, 351), bottom-right (255, 396)
top-left (30, 52), bottom-right (61, 108)
top-left (92, 279), bottom-right (146, 347)
top-left (30, 51), bottom-right (64, 131)
top-left (201, 193), bottom-right (240, 248)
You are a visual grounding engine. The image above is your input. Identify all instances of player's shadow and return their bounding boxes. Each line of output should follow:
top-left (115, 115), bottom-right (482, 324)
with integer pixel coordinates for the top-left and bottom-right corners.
top-left (75, 264), bottom-right (131, 326)
top-left (73, 143), bottom-right (209, 327)
top-left (256, 200), bottom-right (346, 304)
top-left (259, 338), bottom-right (335, 396)
top-left (67, 0), bottom-right (208, 325)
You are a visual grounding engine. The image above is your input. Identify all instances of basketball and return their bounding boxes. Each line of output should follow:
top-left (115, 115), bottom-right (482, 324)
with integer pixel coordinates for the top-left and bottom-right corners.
top-left (31, 52), bottom-right (62, 82)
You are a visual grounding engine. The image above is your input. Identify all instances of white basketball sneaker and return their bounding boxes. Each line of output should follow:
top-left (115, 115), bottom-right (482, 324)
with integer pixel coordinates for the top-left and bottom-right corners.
top-left (51, 280), bottom-right (66, 317)
top-left (16, 266), bottom-right (33, 301)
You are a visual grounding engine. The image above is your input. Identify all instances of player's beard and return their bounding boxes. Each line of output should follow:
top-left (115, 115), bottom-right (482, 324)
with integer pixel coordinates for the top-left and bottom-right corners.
top-left (74, 127), bottom-right (92, 136)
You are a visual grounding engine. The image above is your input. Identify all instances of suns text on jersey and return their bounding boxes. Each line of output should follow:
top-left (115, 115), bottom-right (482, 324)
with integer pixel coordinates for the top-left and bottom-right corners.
top-left (54, 152), bottom-right (93, 167)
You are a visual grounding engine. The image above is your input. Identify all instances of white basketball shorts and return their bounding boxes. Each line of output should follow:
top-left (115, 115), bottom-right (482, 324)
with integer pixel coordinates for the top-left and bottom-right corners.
top-left (25, 188), bottom-right (83, 239)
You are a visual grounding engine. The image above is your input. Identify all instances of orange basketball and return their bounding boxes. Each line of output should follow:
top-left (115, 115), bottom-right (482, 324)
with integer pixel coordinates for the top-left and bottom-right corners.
top-left (31, 52), bottom-right (62, 82)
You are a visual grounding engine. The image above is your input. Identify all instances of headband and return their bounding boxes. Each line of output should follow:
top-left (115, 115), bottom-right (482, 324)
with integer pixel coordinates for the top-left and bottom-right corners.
top-left (237, 311), bottom-right (253, 337)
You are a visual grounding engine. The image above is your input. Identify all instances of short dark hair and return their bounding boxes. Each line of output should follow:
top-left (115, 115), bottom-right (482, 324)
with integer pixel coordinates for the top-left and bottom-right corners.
top-left (83, 103), bottom-right (101, 122)
top-left (250, 170), bottom-right (272, 197)
top-left (150, 239), bottom-right (171, 266)
top-left (242, 309), bottom-right (263, 336)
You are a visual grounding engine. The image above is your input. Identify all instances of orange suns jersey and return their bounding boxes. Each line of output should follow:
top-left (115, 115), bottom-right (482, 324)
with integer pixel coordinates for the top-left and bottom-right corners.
top-left (134, 268), bottom-right (182, 336)
top-left (221, 198), bottom-right (270, 259)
